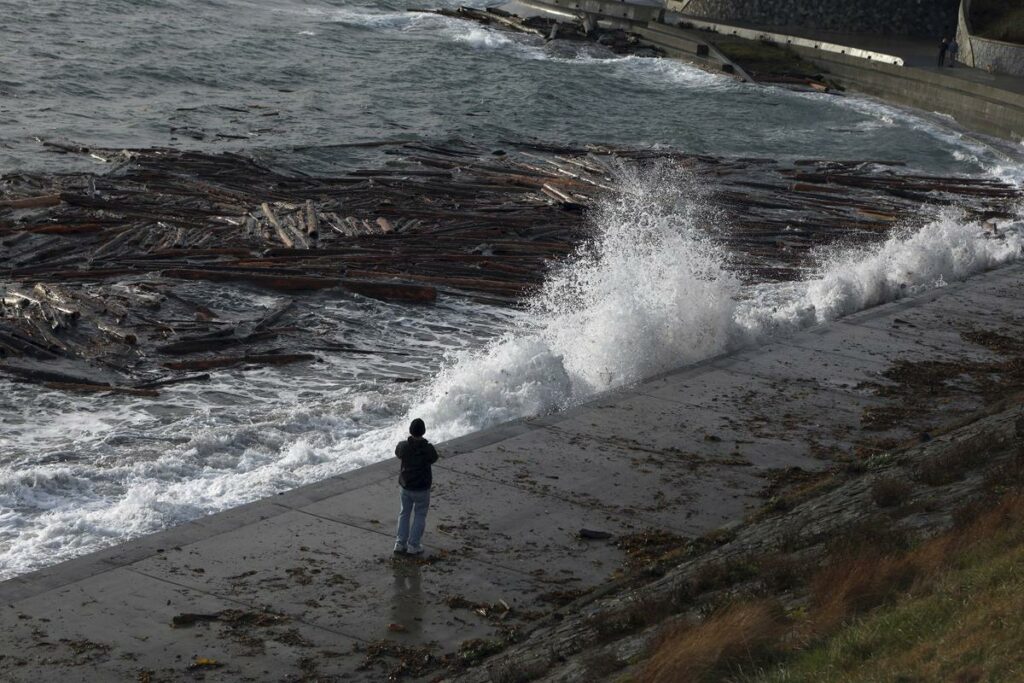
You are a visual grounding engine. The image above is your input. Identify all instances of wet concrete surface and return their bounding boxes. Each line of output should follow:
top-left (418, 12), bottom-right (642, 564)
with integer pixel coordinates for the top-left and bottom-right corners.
top-left (1, 263), bottom-right (1023, 681)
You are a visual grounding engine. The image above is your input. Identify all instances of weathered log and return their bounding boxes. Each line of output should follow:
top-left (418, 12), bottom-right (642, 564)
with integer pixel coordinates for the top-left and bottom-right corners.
top-left (304, 200), bottom-right (319, 237)
top-left (0, 363), bottom-right (110, 385)
top-left (339, 279), bottom-right (438, 303)
top-left (163, 353), bottom-right (317, 371)
top-left (135, 373), bottom-right (212, 389)
top-left (162, 268), bottom-right (341, 291)
top-left (261, 202), bottom-right (293, 248)
top-left (0, 330), bottom-right (60, 359)
top-left (97, 321), bottom-right (138, 345)
top-left (344, 269), bottom-right (523, 294)
top-left (156, 329), bottom-right (285, 355)
top-left (252, 299), bottom-right (296, 332)
top-left (43, 381), bottom-right (160, 397)
top-left (0, 195), bottom-right (62, 209)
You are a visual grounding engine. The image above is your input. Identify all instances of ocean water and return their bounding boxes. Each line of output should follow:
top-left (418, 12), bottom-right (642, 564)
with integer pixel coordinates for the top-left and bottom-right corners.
top-left (1, 0), bottom-right (1022, 579)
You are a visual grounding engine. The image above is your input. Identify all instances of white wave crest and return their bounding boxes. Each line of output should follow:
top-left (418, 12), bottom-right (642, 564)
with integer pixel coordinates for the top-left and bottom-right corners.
top-left (407, 164), bottom-right (1024, 445)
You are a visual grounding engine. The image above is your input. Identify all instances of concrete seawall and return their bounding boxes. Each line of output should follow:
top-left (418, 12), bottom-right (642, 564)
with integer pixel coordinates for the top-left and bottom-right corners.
top-left (513, 0), bottom-right (1024, 143)
top-left (790, 46), bottom-right (1024, 143)
top-left (2, 261), bottom-right (1023, 680)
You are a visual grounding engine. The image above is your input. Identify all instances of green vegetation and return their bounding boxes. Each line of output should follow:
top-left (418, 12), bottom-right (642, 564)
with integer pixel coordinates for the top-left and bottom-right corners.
top-left (756, 501), bottom-right (1024, 682)
top-left (971, 0), bottom-right (1024, 44)
top-left (711, 36), bottom-right (821, 79)
top-left (639, 494), bottom-right (1024, 683)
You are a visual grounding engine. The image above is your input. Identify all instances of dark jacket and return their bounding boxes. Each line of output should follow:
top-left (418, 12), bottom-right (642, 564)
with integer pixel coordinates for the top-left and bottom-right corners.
top-left (396, 437), bottom-right (439, 491)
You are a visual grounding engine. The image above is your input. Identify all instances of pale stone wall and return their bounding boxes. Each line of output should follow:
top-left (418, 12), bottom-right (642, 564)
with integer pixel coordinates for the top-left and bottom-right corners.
top-left (957, 0), bottom-right (1024, 76)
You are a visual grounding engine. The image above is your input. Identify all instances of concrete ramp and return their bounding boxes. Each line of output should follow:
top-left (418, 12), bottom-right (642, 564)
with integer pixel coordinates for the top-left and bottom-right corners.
top-left (633, 21), bottom-right (754, 80)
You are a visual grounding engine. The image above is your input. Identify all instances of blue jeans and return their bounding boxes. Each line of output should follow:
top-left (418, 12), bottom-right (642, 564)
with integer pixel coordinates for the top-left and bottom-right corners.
top-left (395, 487), bottom-right (430, 549)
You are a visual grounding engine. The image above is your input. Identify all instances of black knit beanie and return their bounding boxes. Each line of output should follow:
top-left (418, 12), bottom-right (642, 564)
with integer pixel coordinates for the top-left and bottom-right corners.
top-left (410, 418), bottom-right (426, 437)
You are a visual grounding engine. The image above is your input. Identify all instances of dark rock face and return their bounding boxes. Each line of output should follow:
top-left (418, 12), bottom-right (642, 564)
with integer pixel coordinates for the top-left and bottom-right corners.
top-left (684, 0), bottom-right (960, 38)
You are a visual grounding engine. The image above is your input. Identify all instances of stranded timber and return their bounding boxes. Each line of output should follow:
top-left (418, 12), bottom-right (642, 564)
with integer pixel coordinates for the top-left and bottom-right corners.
top-left (0, 140), bottom-right (1018, 396)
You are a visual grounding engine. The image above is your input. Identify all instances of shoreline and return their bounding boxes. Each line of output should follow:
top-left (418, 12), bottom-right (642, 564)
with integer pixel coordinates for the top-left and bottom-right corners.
top-left (2, 12), bottom-right (1024, 678)
top-left (1, 143), bottom-right (1020, 582)
top-left (2, 259), bottom-right (1023, 680)
top-left (502, 0), bottom-right (1024, 144)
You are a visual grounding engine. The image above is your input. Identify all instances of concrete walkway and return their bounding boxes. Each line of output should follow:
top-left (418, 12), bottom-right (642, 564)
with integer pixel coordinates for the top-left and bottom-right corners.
top-left (2, 263), bottom-right (1023, 681)
top-left (513, 0), bottom-right (1024, 141)
top-left (729, 23), bottom-right (1024, 95)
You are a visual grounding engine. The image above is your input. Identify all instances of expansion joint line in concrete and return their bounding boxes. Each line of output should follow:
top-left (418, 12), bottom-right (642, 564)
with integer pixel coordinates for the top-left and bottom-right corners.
top-left (123, 565), bottom-right (372, 644)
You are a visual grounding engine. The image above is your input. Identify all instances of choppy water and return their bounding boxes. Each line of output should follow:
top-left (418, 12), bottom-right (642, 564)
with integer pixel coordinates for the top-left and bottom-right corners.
top-left (1, 0), bottom-right (1023, 579)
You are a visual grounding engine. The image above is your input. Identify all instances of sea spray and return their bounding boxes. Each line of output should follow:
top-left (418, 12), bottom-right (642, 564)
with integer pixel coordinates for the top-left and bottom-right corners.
top-left (410, 162), bottom-right (740, 444)
top-left (409, 167), bottom-right (1024, 445)
top-left (533, 162), bottom-right (739, 393)
top-left (742, 206), bottom-right (1024, 335)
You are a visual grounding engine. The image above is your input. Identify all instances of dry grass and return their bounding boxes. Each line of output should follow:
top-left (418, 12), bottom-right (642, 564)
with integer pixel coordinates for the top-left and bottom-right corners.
top-left (756, 553), bottom-right (804, 593)
top-left (983, 445), bottom-right (1024, 495)
top-left (589, 593), bottom-right (678, 639)
top-left (915, 430), bottom-right (999, 486)
top-left (691, 556), bottom-right (760, 594)
top-left (753, 495), bottom-right (1024, 682)
top-left (583, 651), bottom-right (626, 679)
top-left (808, 547), bottom-right (920, 635)
top-left (870, 476), bottom-right (912, 507)
top-left (641, 494), bottom-right (1024, 683)
top-left (641, 601), bottom-right (786, 683)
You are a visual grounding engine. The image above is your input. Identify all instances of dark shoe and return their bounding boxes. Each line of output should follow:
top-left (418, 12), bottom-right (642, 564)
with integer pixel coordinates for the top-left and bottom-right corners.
top-left (406, 545), bottom-right (424, 556)
top-left (393, 543), bottom-right (407, 554)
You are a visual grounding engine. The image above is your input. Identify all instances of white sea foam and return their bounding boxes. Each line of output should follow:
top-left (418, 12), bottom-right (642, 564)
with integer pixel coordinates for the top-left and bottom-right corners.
top-left (404, 162), bottom-right (1024, 449)
top-left (312, 4), bottom-right (736, 84)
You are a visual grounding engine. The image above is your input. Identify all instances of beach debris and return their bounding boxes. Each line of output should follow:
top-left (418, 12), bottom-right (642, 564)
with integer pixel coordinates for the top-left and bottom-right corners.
top-left (616, 529), bottom-right (688, 566)
top-left (187, 657), bottom-right (223, 671)
top-left (170, 609), bottom-right (289, 629)
top-left (445, 594), bottom-right (512, 618)
top-left (357, 640), bottom-right (437, 679)
top-left (453, 637), bottom-right (506, 665)
top-left (1, 140), bottom-right (1017, 397)
top-left (413, 6), bottom-right (662, 57)
top-left (171, 613), bottom-right (220, 627)
top-left (536, 588), bottom-right (589, 606)
top-left (578, 528), bottom-right (614, 540)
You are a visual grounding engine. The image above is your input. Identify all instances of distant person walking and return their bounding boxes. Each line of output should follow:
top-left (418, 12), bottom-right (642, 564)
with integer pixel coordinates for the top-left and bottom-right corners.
top-left (948, 38), bottom-right (959, 67)
top-left (393, 418), bottom-right (438, 556)
top-left (938, 36), bottom-right (949, 67)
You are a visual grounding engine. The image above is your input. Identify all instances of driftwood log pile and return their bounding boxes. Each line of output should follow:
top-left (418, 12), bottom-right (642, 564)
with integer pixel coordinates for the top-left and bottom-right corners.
top-left (0, 139), bottom-right (1018, 396)
top-left (413, 6), bottom-right (662, 56)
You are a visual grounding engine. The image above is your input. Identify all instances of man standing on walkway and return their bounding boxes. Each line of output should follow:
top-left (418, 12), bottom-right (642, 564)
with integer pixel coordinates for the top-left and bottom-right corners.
top-left (948, 38), bottom-right (959, 67)
top-left (938, 36), bottom-right (949, 67)
top-left (394, 418), bottom-right (439, 556)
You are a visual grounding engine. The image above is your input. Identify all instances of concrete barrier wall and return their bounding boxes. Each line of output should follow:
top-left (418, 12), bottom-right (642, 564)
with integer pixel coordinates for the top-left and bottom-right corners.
top-left (956, 0), bottom-right (1024, 77)
top-left (672, 14), bottom-right (904, 66)
top-left (676, 0), bottom-right (959, 39)
top-left (521, 0), bottom-right (663, 24)
top-left (792, 45), bottom-right (1024, 143)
